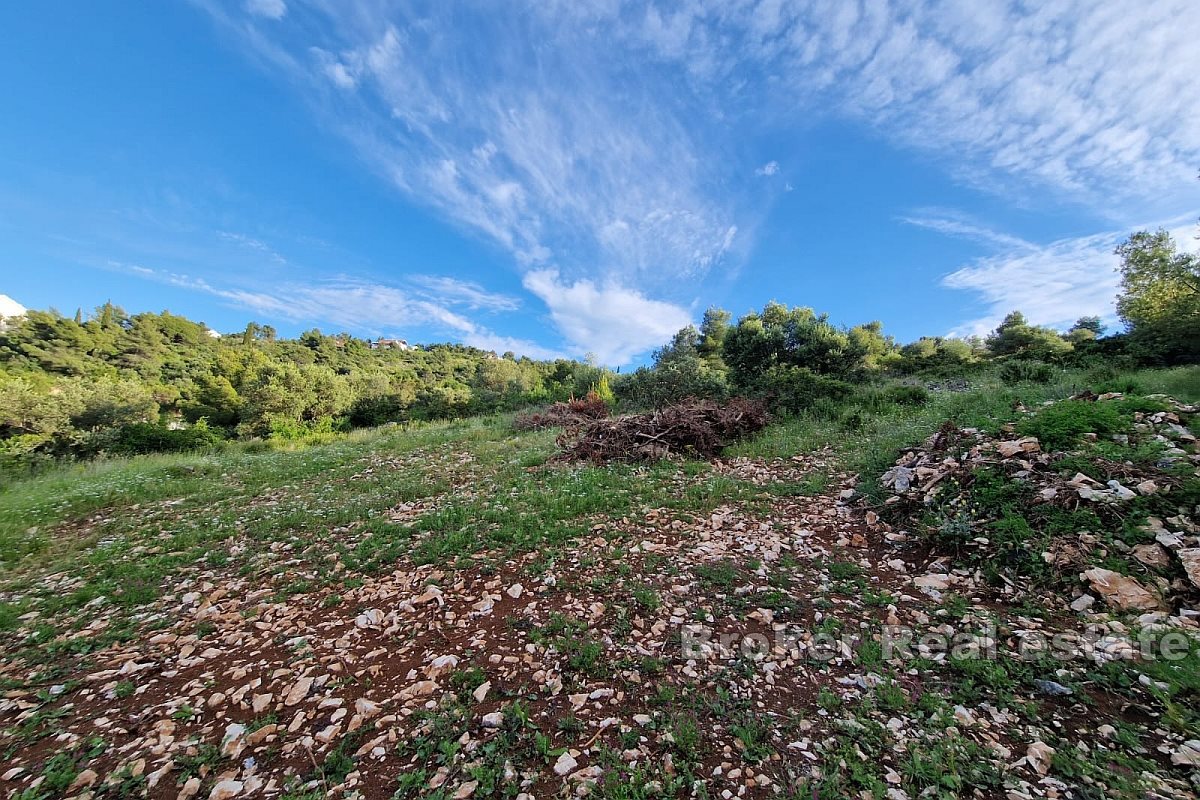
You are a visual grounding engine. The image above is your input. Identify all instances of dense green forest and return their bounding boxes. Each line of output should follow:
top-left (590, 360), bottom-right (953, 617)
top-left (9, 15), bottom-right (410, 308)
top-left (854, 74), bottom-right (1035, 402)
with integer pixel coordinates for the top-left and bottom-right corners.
top-left (1, 225), bottom-right (1196, 469)
top-left (0, 308), bottom-right (608, 466)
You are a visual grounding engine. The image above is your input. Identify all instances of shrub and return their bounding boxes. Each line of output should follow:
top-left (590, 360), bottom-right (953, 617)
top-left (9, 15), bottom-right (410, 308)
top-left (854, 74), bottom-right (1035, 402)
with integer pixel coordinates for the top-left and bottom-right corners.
top-left (591, 375), bottom-right (615, 407)
top-left (615, 360), bottom-right (728, 410)
top-left (884, 384), bottom-right (929, 405)
top-left (854, 384), bottom-right (930, 412)
top-left (347, 394), bottom-right (409, 427)
top-left (756, 365), bottom-right (853, 414)
top-left (106, 420), bottom-right (225, 455)
top-left (998, 360), bottom-right (1054, 385)
top-left (1016, 400), bottom-right (1123, 451)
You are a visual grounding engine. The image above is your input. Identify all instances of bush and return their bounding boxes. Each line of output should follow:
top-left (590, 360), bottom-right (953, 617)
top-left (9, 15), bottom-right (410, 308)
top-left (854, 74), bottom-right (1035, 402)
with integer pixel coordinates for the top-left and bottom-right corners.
top-left (615, 360), bottom-right (728, 410)
top-left (106, 420), bottom-right (225, 456)
top-left (855, 384), bottom-right (930, 412)
top-left (591, 375), bottom-right (615, 407)
top-left (755, 366), bottom-right (853, 414)
top-left (998, 360), bottom-right (1054, 385)
top-left (347, 395), bottom-right (409, 427)
top-left (1016, 400), bottom-right (1124, 451)
top-left (884, 384), bottom-right (930, 405)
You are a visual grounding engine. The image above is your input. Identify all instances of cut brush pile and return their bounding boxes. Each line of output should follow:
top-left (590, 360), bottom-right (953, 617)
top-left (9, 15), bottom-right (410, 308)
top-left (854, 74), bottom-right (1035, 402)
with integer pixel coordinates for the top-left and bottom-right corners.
top-left (556, 397), bottom-right (769, 462)
top-left (512, 391), bottom-right (610, 430)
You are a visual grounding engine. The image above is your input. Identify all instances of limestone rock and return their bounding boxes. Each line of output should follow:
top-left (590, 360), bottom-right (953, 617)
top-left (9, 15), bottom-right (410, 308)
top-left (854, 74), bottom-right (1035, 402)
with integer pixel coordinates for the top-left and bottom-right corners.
top-left (1081, 568), bottom-right (1163, 611)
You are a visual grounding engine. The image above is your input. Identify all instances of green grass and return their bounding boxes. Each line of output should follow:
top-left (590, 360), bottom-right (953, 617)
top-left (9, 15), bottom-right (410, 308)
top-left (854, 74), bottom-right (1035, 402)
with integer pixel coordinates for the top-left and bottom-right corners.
top-left (732, 366), bottom-right (1200, 499)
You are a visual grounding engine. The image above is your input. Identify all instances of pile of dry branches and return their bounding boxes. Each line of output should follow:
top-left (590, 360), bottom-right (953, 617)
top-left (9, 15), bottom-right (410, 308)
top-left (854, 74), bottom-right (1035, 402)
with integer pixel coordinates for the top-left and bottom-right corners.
top-left (556, 398), bottom-right (770, 462)
top-left (513, 393), bottom-right (610, 431)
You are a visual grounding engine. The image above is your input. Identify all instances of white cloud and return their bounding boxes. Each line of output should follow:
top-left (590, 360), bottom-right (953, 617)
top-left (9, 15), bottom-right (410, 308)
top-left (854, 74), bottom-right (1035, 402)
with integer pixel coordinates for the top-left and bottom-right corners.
top-left (209, 8), bottom-right (744, 295)
top-left (244, 0), bottom-right (285, 20)
top-left (218, 231), bottom-right (287, 264)
top-left (200, 1), bottom-right (1200, 355)
top-left (0, 294), bottom-right (26, 318)
top-left (900, 211), bottom-right (1035, 251)
top-left (522, 269), bottom-right (691, 364)
top-left (941, 219), bottom-right (1199, 337)
top-left (407, 275), bottom-right (521, 312)
top-left (107, 262), bottom-right (559, 360)
top-left (609, 0), bottom-right (1200, 207)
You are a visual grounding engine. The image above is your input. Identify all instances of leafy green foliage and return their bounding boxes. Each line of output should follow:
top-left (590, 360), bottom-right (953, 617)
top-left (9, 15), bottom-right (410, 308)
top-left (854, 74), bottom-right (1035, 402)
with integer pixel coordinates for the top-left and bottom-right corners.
top-left (1116, 228), bottom-right (1200, 364)
top-left (722, 302), bottom-right (890, 388)
top-left (1016, 400), bottom-right (1123, 450)
top-left (0, 305), bottom-right (597, 467)
top-left (986, 311), bottom-right (1072, 361)
top-left (998, 359), bottom-right (1054, 384)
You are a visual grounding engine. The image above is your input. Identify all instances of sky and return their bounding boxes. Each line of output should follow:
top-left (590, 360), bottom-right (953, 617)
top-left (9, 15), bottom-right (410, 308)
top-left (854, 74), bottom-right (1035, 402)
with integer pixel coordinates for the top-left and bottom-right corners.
top-left (1, 1), bottom-right (1198, 365)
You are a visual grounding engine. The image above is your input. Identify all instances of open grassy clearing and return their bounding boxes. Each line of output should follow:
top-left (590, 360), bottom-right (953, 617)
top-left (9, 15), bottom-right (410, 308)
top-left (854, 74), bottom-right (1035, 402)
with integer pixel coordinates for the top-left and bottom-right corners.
top-left (0, 365), bottom-right (1197, 799)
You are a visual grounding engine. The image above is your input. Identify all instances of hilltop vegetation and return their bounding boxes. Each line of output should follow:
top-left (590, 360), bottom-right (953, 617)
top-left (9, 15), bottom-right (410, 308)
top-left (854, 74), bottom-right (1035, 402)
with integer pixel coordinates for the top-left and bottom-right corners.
top-left (3, 226), bottom-right (1196, 477)
top-left (0, 306), bottom-right (608, 470)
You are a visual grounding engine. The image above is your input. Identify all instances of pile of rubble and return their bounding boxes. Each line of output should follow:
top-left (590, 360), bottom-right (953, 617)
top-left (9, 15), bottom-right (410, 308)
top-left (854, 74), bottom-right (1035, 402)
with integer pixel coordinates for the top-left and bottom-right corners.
top-left (555, 397), bottom-right (770, 462)
top-left (878, 393), bottom-right (1200, 611)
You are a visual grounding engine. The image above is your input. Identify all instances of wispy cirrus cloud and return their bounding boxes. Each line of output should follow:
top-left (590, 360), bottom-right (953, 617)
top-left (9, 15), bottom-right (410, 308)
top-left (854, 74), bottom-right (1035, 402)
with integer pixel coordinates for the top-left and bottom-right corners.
top-left (941, 218), bottom-right (1200, 337)
top-left (406, 276), bottom-right (521, 313)
top-left (243, 0), bottom-right (285, 21)
top-left (301, 15), bottom-right (742, 290)
top-left (218, 231), bottom-right (288, 264)
top-left (110, 261), bottom-right (561, 358)
top-left (900, 210), bottom-right (1035, 251)
top-left (195, 0), bottom-right (1200, 358)
top-left (608, 0), bottom-right (1200, 208)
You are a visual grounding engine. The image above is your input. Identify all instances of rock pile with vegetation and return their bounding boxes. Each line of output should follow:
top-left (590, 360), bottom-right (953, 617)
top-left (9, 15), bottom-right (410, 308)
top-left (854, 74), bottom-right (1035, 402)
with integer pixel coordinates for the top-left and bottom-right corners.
top-left (878, 393), bottom-right (1199, 612)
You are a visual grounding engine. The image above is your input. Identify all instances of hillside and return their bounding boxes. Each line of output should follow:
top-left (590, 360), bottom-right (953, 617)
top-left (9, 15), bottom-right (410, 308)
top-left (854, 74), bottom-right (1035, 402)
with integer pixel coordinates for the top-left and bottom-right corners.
top-left (1, 366), bottom-right (1198, 799)
top-left (0, 304), bottom-right (599, 470)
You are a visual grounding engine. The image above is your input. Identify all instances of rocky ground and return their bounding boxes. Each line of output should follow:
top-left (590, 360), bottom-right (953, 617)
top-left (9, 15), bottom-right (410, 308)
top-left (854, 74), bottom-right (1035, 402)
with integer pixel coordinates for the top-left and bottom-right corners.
top-left (2, 396), bottom-right (1199, 799)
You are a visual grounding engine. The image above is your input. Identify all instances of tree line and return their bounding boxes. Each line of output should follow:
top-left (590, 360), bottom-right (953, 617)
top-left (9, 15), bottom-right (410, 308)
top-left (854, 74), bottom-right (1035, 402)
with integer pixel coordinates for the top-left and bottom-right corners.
top-left (616, 226), bottom-right (1199, 410)
top-left (0, 308), bottom-right (607, 467)
top-left (0, 225), bottom-right (1194, 468)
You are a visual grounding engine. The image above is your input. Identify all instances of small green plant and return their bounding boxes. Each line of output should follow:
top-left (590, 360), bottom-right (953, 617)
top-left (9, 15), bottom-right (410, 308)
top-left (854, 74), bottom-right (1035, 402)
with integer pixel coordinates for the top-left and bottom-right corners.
top-left (998, 360), bottom-right (1054, 385)
top-left (693, 560), bottom-right (739, 589)
top-left (1016, 400), bottom-right (1123, 450)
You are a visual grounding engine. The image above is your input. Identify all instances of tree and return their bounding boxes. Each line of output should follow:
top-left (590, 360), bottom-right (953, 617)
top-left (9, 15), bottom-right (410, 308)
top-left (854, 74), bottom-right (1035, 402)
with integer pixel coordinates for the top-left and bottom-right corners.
top-left (722, 303), bottom-right (870, 387)
top-left (896, 337), bottom-right (978, 375)
top-left (653, 325), bottom-right (701, 368)
top-left (242, 322), bottom-right (259, 346)
top-left (1065, 316), bottom-right (1105, 346)
top-left (617, 322), bottom-right (729, 408)
top-left (697, 307), bottom-right (731, 371)
top-left (986, 311), bottom-right (1071, 360)
top-left (1115, 229), bottom-right (1200, 363)
top-left (847, 321), bottom-right (897, 370)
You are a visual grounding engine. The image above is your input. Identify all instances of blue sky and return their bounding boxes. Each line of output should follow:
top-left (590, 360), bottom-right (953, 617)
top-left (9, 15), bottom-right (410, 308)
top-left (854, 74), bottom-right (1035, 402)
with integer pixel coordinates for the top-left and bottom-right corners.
top-left (1, 1), bottom-right (1198, 364)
